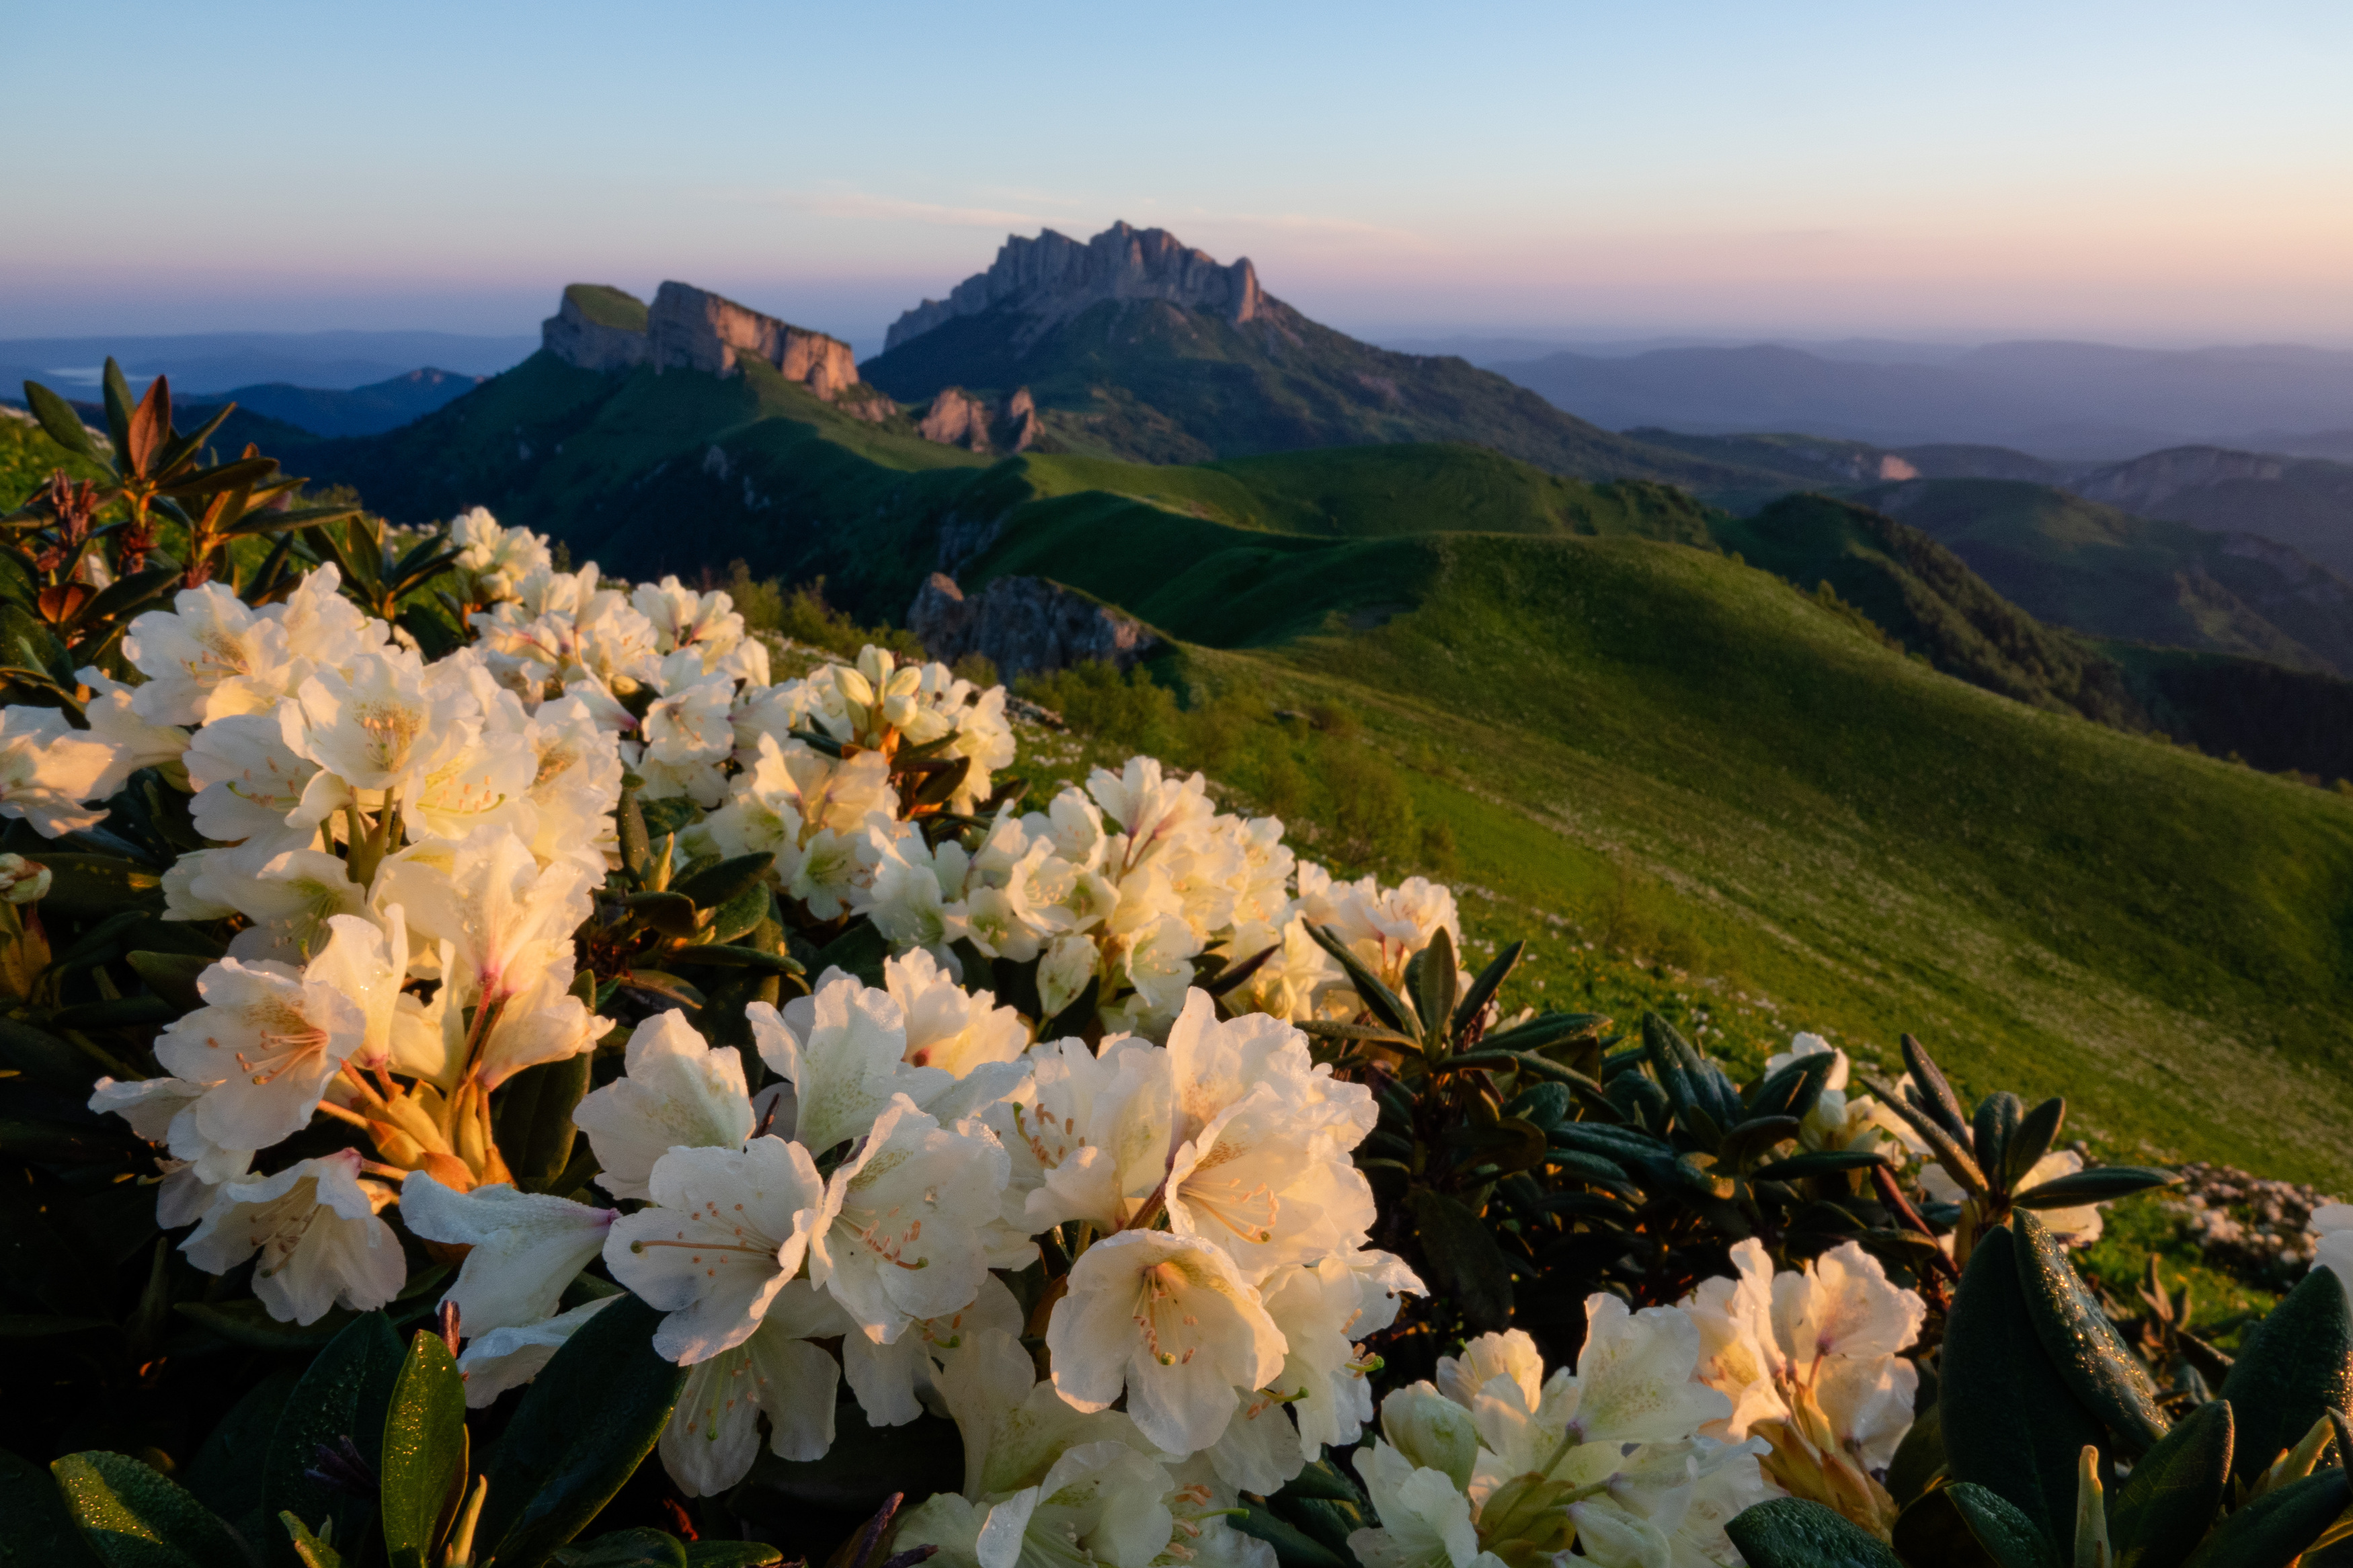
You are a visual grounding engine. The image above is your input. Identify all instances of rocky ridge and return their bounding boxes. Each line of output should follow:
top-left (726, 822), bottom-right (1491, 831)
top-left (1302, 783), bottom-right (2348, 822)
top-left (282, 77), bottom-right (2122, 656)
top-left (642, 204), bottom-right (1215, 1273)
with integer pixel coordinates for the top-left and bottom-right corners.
top-left (883, 221), bottom-right (1265, 354)
top-left (907, 571), bottom-right (1158, 677)
top-left (542, 282), bottom-right (873, 412)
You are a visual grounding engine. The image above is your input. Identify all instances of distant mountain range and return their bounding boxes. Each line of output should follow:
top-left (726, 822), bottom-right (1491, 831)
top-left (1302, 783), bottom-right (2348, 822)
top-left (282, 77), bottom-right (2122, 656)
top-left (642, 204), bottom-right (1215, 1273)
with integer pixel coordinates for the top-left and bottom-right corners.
top-left (0, 329), bottom-right (532, 397)
top-left (177, 367), bottom-right (485, 437)
top-left (1486, 340), bottom-right (2353, 459)
top-left (853, 222), bottom-right (1780, 490)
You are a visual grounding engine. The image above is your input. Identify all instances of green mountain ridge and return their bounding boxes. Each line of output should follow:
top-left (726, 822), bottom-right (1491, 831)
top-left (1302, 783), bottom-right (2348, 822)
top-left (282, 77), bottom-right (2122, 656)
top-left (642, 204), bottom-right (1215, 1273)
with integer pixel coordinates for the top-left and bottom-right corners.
top-left (13, 376), bottom-right (2353, 1182)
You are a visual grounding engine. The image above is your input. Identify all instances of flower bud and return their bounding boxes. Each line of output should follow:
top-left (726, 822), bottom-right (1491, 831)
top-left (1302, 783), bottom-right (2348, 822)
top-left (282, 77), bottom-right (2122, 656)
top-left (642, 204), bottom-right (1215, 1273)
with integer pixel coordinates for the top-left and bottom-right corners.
top-left (0, 855), bottom-right (52, 905)
top-left (1380, 1382), bottom-right (1478, 1493)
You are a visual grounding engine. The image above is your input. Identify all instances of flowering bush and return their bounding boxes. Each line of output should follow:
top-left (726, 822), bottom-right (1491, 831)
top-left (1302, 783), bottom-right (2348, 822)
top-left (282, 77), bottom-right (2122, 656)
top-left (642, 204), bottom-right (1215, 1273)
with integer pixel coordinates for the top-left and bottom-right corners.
top-left (2, 375), bottom-right (2343, 1568)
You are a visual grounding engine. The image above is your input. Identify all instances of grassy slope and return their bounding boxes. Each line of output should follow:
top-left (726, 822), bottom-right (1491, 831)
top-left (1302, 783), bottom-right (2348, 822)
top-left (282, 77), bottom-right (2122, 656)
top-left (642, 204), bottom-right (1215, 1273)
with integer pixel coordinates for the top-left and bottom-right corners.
top-left (859, 298), bottom-right (1786, 491)
top-left (1863, 478), bottom-right (2353, 676)
top-left (971, 504), bottom-right (2353, 1186)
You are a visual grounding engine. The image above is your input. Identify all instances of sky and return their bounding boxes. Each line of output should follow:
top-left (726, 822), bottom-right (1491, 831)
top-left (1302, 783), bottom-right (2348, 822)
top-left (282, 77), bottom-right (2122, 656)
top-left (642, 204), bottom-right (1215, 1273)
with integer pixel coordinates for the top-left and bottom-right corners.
top-left (5, 1), bottom-right (2352, 352)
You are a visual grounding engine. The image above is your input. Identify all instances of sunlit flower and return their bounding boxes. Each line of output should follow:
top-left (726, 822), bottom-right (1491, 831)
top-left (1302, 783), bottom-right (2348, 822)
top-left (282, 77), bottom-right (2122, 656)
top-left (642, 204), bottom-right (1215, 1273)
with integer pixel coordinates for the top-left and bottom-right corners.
top-left (605, 1134), bottom-right (827, 1364)
top-left (0, 704), bottom-right (126, 837)
top-left (153, 956), bottom-right (368, 1151)
top-left (181, 1149), bottom-right (404, 1325)
top-left (572, 1009), bottom-right (755, 1201)
top-left (399, 1171), bottom-right (617, 1334)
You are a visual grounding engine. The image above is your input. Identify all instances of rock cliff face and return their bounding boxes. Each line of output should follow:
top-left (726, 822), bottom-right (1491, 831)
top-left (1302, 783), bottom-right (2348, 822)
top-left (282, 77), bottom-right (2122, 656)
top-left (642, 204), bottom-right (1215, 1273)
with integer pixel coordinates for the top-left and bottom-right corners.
top-left (908, 573), bottom-right (1158, 678)
top-left (541, 284), bottom-right (651, 371)
top-left (883, 222), bottom-right (1264, 353)
top-left (914, 386), bottom-right (1042, 454)
top-left (647, 283), bottom-right (860, 397)
top-left (543, 280), bottom-right (867, 403)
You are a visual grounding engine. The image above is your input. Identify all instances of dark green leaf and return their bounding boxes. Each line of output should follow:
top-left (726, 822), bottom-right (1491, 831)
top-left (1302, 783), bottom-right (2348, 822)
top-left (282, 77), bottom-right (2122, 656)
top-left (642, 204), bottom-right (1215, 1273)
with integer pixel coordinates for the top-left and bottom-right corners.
top-left (1724, 1496), bottom-right (1903, 1568)
top-left (1476, 1009), bottom-right (1609, 1055)
top-left (2218, 1268), bottom-right (2353, 1487)
top-left (637, 795), bottom-right (701, 839)
top-left (1885, 1401), bottom-right (1945, 1508)
top-left (101, 361), bottom-right (136, 458)
top-left (175, 1292), bottom-right (431, 1352)
top-left (125, 950), bottom-right (209, 1013)
top-left (1893, 1482), bottom-right (2062, 1568)
top-left (1718, 1114), bottom-right (1804, 1169)
top-left (81, 568), bottom-right (182, 629)
top-left (24, 381), bottom-right (97, 459)
top-left (701, 879), bottom-right (772, 946)
top-left (625, 892), bottom-right (700, 940)
top-left (1751, 1149), bottom-right (1891, 1182)
top-left (1275, 1496), bottom-right (1369, 1559)
top-left (1408, 925), bottom-right (1458, 1047)
top-left (184, 1367), bottom-right (302, 1529)
top-left (681, 1546), bottom-right (785, 1567)
top-left (1941, 1226), bottom-right (2108, 1542)
top-left (160, 456), bottom-right (280, 501)
top-left (2001, 1098), bottom-right (2067, 1193)
top-left (1406, 1188), bottom-right (1511, 1331)
top-left (670, 853), bottom-right (771, 913)
top-left (617, 789), bottom-right (651, 878)
top-left (662, 943), bottom-right (804, 977)
top-left (2011, 1211), bottom-right (2167, 1454)
top-left (475, 1294), bottom-right (686, 1568)
top-left (1232, 1499), bottom-right (1352, 1568)
top-left (0, 1448), bottom-right (98, 1568)
top-left (1901, 1032), bottom-right (1972, 1141)
top-left (2011, 1167), bottom-right (2180, 1209)
top-left (553, 1530), bottom-right (690, 1567)
top-left (380, 1330), bottom-right (467, 1562)
top-left (38, 855), bottom-right (163, 919)
top-left (52, 1450), bottom-right (249, 1568)
top-left (2180, 1465), bottom-right (2348, 1568)
top-left (1443, 1116), bottom-right (1548, 1176)
top-left (1446, 1048), bottom-right (1602, 1090)
top-left (0, 1117), bottom-right (134, 1163)
top-left (494, 1053), bottom-right (592, 1184)
top-left (1746, 1052), bottom-right (1835, 1123)
top-left (2111, 1399), bottom-right (2231, 1568)
top-left (153, 403), bottom-right (235, 479)
top-left (1451, 939), bottom-right (1522, 1040)
top-left (1971, 1091), bottom-right (2023, 1187)
top-left (0, 1014), bottom-right (95, 1090)
top-left (262, 1311), bottom-right (406, 1567)
top-left (814, 920), bottom-right (889, 987)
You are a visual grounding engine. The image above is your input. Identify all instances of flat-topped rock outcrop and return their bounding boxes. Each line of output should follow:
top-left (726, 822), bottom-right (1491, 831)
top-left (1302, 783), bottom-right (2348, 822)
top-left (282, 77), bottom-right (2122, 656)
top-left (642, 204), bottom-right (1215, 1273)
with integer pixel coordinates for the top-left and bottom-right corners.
top-left (883, 221), bottom-right (1265, 353)
top-left (541, 281), bottom-right (862, 402)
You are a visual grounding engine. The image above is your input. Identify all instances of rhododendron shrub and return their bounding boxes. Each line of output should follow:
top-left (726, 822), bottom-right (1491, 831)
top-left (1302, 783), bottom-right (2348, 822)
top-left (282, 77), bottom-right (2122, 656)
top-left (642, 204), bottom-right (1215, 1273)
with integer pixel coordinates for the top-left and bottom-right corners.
top-left (0, 388), bottom-right (2228, 1568)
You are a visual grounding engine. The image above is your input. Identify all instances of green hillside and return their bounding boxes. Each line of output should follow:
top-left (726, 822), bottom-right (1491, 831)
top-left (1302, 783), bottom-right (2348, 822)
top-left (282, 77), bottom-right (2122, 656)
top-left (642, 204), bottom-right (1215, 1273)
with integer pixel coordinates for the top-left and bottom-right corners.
top-left (1862, 478), bottom-right (2353, 676)
top-left (859, 296), bottom-right (1783, 490)
top-left (965, 504), bottom-right (2353, 1184)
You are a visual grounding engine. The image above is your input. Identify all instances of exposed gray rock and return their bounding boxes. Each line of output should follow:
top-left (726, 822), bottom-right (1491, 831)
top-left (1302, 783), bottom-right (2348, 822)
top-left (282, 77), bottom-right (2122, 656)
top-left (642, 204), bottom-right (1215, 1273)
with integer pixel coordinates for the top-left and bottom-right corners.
top-left (543, 284), bottom-right (651, 371)
top-left (2073, 446), bottom-right (2291, 514)
top-left (884, 221), bottom-right (1265, 353)
top-left (999, 387), bottom-right (1040, 453)
top-left (647, 282), bottom-right (861, 398)
top-left (908, 572), bottom-right (1159, 678)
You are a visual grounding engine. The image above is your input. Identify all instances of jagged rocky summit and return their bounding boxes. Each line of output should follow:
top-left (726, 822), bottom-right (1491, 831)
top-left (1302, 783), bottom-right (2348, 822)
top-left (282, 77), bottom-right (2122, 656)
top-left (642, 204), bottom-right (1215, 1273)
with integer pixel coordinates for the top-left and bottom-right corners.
top-left (883, 221), bottom-right (1263, 354)
top-left (543, 282), bottom-right (877, 415)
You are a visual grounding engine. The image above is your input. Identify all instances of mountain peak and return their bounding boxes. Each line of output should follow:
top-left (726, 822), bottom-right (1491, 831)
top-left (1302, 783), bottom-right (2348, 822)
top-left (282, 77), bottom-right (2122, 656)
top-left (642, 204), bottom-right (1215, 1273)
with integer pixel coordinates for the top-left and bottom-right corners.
top-left (882, 221), bottom-right (1265, 353)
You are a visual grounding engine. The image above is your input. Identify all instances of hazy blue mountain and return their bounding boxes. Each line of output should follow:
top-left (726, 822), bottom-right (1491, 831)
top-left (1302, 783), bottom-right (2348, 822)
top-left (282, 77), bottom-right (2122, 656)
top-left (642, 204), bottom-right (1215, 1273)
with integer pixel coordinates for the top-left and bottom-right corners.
top-left (0, 329), bottom-right (534, 397)
top-left (180, 368), bottom-right (484, 437)
top-left (1492, 340), bottom-right (2353, 458)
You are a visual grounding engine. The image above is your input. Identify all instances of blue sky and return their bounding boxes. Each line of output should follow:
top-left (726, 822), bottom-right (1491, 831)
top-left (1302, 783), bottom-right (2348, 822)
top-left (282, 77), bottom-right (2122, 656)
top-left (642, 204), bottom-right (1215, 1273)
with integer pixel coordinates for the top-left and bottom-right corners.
top-left (5, 1), bottom-right (2350, 348)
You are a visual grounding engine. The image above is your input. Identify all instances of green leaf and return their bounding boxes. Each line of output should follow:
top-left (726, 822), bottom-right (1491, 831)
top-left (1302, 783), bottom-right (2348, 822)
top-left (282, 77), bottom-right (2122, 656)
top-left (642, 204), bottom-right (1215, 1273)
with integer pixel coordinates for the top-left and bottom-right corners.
top-left (262, 1311), bottom-right (406, 1567)
top-left (1971, 1091), bottom-right (2023, 1187)
top-left (81, 568), bottom-right (182, 630)
top-left (2011, 1211), bottom-right (2167, 1454)
top-left (1451, 939), bottom-right (1522, 1040)
top-left (617, 789), bottom-right (651, 878)
top-left (1940, 1225), bottom-right (2108, 1542)
top-left (493, 1053), bottom-right (593, 1185)
top-left (701, 879), bottom-right (772, 946)
top-left (52, 1450), bottom-right (249, 1568)
top-left (0, 1448), bottom-right (99, 1567)
top-left (1408, 925), bottom-right (1458, 1047)
top-left (814, 919), bottom-right (889, 987)
top-left (1405, 1188), bottom-right (1512, 1332)
top-left (1885, 1401), bottom-right (1945, 1508)
top-left (277, 1514), bottom-right (342, 1568)
top-left (682, 1546), bottom-right (785, 1567)
top-left (24, 381), bottom-right (97, 458)
top-left (160, 456), bottom-right (281, 503)
top-left (1724, 1497), bottom-right (1903, 1568)
top-left (1892, 1482), bottom-right (2062, 1568)
top-left (2180, 1465), bottom-right (2348, 1568)
top-left (552, 1530), bottom-right (690, 1567)
top-left (2110, 1399), bottom-right (2231, 1568)
top-left (183, 1366), bottom-right (302, 1531)
top-left (662, 943), bottom-right (804, 977)
top-left (1900, 1032), bottom-right (1972, 1141)
top-left (381, 1329), bottom-right (467, 1563)
top-left (1443, 1116), bottom-right (1547, 1176)
top-left (1746, 1052), bottom-right (1836, 1123)
top-left (2011, 1167), bottom-right (2179, 1209)
top-left (1232, 1499), bottom-right (1353, 1568)
top-left (1476, 1009), bottom-right (1609, 1055)
top-left (1751, 1149), bottom-right (1890, 1182)
top-left (2001, 1098), bottom-right (2067, 1192)
top-left (125, 950), bottom-right (209, 1014)
top-left (1304, 922), bottom-right (1418, 1039)
top-left (1446, 1048), bottom-right (1601, 1089)
top-left (38, 856), bottom-right (163, 920)
top-left (637, 795), bottom-right (701, 839)
top-left (625, 891), bottom-right (700, 939)
top-left (670, 853), bottom-right (771, 913)
top-left (474, 1293), bottom-right (686, 1568)
top-left (101, 361), bottom-right (136, 458)
top-left (175, 1292), bottom-right (431, 1352)
top-left (2217, 1268), bottom-right (2353, 1487)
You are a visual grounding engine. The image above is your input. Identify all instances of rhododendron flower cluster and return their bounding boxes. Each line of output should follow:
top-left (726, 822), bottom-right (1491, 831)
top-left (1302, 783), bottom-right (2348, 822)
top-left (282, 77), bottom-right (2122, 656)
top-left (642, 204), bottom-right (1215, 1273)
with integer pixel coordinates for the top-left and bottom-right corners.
top-left (60, 511), bottom-right (1962, 1556)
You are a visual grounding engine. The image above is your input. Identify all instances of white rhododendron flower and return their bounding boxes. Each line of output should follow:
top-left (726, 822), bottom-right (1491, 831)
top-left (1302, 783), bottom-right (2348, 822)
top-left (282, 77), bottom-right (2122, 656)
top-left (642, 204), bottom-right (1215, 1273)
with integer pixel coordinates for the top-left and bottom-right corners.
top-left (399, 1172), bottom-right (616, 1334)
top-left (0, 704), bottom-right (126, 837)
top-left (605, 1135), bottom-right (826, 1363)
top-left (180, 1149), bottom-right (404, 1325)
top-left (153, 956), bottom-right (368, 1150)
top-left (572, 1011), bottom-right (756, 1201)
